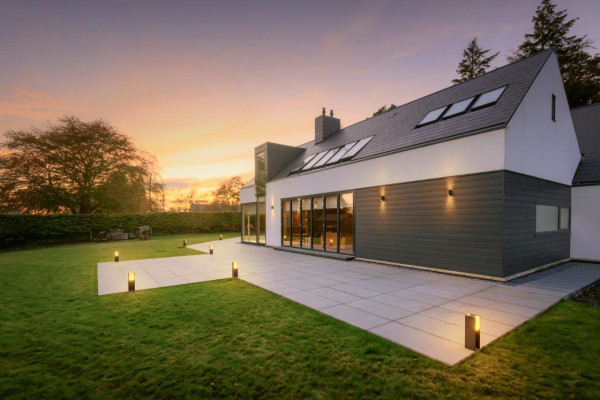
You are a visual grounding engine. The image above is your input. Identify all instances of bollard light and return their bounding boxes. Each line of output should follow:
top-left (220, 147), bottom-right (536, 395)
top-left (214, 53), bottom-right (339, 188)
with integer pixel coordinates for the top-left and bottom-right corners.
top-left (465, 313), bottom-right (480, 350)
top-left (183, 239), bottom-right (187, 247)
top-left (128, 272), bottom-right (135, 292)
top-left (232, 262), bottom-right (238, 278)
top-left (219, 234), bottom-right (223, 240)
top-left (114, 251), bottom-right (119, 262)
top-left (209, 245), bottom-right (214, 255)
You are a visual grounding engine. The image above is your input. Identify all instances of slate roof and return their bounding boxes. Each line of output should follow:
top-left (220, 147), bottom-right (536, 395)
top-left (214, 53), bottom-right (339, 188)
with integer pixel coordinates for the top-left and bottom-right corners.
top-left (572, 102), bottom-right (600, 186)
top-left (274, 49), bottom-right (554, 180)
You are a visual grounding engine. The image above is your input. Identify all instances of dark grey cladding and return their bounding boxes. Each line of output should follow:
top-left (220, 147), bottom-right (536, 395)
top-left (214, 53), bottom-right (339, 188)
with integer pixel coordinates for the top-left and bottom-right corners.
top-left (571, 103), bottom-right (600, 186)
top-left (277, 49), bottom-right (554, 180)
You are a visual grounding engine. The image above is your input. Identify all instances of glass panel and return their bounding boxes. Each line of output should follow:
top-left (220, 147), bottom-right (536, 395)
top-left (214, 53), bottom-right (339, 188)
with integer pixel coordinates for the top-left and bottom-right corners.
top-left (301, 198), bottom-right (312, 248)
top-left (258, 200), bottom-right (266, 244)
top-left (536, 204), bottom-right (559, 233)
top-left (339, 193), bottom-right (354, 255)
top-left (242, 203), bottom-right (257, 243)
top-left (560, 207), bottom-right (570, 230)
top-left (327, 142), bottom-right (357, 164)
top-left (255, 151), bottom-right (266, 197)
top-left (302, 151), bottom-right (327, 170)
top-left (325, 195), bottom-right (338, 252)
top-left (291, 154), bottom-right (316, 173)
top-left (291, 199), bottom-right (301, 247)
top-left (313, 148), bottom-right (339, 168)
top-left (417, 106), bottom-right (447, 126)
top-left (312, 197), bottom-right (324, 251)
top-left (471, 86), bottom-right (506, 110)
top-left (443, 97), bottom-right (474, 119)
top-left (340, 136), bottom-right (373, 161)
top-left (282, 200), bottom-right (291, 246)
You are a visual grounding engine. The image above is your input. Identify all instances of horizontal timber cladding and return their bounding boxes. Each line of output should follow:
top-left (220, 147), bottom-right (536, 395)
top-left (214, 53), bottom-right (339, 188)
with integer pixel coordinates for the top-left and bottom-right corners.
top-left (503, 171), bottom-right (571, 277)
top-left (355, 171), bottom-right (505, 277)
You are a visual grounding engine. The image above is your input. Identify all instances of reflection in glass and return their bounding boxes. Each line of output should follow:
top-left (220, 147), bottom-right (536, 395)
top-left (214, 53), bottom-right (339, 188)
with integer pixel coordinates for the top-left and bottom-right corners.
top-left (312, 197), bottom-right (324, 250)
top-left (301, 198), bottom-right (312, 248)
top-left (339, 193), bottom-right (354, 254)
top-left (291, 199), bottom-right (301, 247)
top-left (255, 151), bottom-right (266, 197)
top-left (242, 203), bottom-right (257, 243)
top-left (282, 200), bottom-right (291, 246)
top-left (325, 195), bottom-right (338, 252)
top-left (258, 199), bottom-right (266, 244)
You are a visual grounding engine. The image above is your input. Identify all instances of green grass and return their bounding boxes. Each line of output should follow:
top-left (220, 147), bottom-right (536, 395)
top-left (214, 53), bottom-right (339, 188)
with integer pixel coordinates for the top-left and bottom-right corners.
top-left (1, 233), bottom-right (599, 399)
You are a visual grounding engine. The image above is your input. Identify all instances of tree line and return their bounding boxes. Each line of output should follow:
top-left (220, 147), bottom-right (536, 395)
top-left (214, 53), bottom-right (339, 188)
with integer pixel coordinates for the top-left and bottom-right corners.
top-left (0, 116), bottom-right (245, 215)
top-left (374, 0), bottom-right (599, 116)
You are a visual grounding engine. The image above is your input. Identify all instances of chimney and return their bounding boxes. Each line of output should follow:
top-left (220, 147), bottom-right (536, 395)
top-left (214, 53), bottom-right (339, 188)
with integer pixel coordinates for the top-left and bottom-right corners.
top-left (315, 108), bottom-right (340, 144)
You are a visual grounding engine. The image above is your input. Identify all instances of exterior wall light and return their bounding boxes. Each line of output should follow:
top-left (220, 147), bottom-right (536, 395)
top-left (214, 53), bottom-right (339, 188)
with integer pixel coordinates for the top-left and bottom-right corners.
top-left (232, 262), bottom-right (238, 278)
top-left (465, 313), bottom-right (480, 350)
top-left (381, 195), bottom-right (386, 202)
top-left (447, 190), bottom-right (454, 197)
top-left (128, 272), bottom-right (135, 292)
top-left (219, 234), bottom-right (223, 240)
top-left (209, 245), bottom-right (214, 255)
top-left (271, 205), bottom-right (274, 210)
top-left (114, 251), bottom-right (119, 262)
top-left (183, 239), bottom-right (187, 247)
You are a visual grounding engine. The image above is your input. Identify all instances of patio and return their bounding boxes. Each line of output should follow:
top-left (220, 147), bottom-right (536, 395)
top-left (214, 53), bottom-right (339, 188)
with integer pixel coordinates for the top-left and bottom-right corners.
top-left (97, 238), bottom-right (600, 365)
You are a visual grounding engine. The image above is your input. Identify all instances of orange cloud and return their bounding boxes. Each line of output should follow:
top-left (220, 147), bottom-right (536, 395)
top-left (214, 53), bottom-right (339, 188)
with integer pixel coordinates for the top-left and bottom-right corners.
top-left (0, 87), bottom-right (81, 119)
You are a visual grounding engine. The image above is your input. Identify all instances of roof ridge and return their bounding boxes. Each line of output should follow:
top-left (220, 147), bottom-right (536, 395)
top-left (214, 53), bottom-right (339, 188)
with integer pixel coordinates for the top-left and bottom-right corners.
top-left (332, 48), bottom-right (554, 133)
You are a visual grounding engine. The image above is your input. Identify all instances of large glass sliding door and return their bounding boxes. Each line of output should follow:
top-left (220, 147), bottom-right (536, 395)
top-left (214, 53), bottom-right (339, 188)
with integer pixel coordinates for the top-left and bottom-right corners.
top-left (281, 192), bottom-right (353, 255)
top-left (242, 199), bottom-right (266, 244)
top-left (325, 195), bottom-right (338, 252)
top-left (242, 203), bottom-right (257, 243)
top-left (312, 197), bottom-right (324, 250)
top-left (291, 199), bottom-right (301, 247)
top-left (301, 198), bottom-right (312, 248)
top-left (282, 200), bottom-right (291, 246)
top-left (258, 199), bottom-right (266, 244)
top-left (339, 193), bottom-right (353, 254)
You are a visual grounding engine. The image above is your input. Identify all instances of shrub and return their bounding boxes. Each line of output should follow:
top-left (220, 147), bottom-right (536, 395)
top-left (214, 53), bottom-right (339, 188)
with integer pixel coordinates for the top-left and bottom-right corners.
top-left (0, 212), bottom-right (240, 247)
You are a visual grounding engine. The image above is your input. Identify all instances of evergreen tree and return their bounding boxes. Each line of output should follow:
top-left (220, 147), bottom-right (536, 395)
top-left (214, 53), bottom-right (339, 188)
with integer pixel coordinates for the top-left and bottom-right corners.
top-left (509, 0), bottom-right (600, 106)
top-left (452, 38), bottom-right (499, 84)
top-left (372, 104), bottom-right (397, 117)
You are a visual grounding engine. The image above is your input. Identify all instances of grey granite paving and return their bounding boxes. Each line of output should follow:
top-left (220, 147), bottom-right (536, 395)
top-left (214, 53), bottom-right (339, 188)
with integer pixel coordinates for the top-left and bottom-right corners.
top-left (97, 237), bottom-right (600, 365)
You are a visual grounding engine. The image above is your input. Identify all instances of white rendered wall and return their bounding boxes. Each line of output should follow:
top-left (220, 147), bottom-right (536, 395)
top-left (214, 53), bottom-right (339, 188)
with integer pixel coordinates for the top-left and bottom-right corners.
top-left (571, 185), bottom-right (600, 261)
top-left (240, 186), bottom-right (256, 204)
top-left (505, 53), bottom-right (581, 185)
top-left (265, 129), bottom-right (506, 246)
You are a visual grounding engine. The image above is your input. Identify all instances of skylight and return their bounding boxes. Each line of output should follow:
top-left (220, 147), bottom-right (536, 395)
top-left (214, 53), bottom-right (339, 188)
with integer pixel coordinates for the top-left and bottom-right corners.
top-left (416, 106), bottom-right (448, 127)
top-left (313, 148), bottom-right (339, 168)
top-left (340, 136), bottom-right (373, 160)
top-left (290, 136), bottom-right (374, 175)
top-left (442, 96), bottom-right (475, 119)
top-left (326, 142), bottom-right (357, 164)
top-left (290, 154), bottom-right (316, 172)
top-left (302, 151), bottom-right (327, 170)
top-left (470, 86), bottom-right (506, 110)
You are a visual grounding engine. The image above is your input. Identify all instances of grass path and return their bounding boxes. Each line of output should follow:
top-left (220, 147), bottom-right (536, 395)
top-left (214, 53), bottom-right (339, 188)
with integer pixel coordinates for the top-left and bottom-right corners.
top-left (1, 233), bottom-right (599, 399)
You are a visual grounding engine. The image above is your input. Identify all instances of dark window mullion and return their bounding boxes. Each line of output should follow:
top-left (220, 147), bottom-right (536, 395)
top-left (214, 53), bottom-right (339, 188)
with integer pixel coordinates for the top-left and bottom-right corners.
top-left (336, 194), bottom-right (340, 253)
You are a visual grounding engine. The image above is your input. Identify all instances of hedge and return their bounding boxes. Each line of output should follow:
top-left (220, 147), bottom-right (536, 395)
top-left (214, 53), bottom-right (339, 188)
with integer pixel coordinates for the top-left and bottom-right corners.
top-left (0, 212), bottom-right (241, 246)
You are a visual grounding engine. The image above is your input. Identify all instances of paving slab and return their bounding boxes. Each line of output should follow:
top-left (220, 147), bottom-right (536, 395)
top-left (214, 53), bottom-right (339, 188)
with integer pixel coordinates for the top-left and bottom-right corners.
top-left (97, 238), bottom-right (600, 365)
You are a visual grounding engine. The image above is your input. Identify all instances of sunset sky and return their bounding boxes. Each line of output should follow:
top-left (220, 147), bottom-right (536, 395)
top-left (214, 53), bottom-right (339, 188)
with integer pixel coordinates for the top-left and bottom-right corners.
top-left (1, 0), bottom-right (599, 204)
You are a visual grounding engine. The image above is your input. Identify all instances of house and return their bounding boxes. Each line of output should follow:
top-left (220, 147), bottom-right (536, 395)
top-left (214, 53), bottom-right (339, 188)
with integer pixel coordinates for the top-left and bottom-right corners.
top-left (570, 103), bottom-right (600, 262)
top-left (240, 49), bottom-right (598, 281)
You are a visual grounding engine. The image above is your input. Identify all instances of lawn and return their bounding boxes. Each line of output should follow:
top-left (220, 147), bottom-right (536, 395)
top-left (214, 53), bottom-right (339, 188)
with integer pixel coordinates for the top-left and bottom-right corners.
top-left (1, 233), bottom-right (599, 399)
